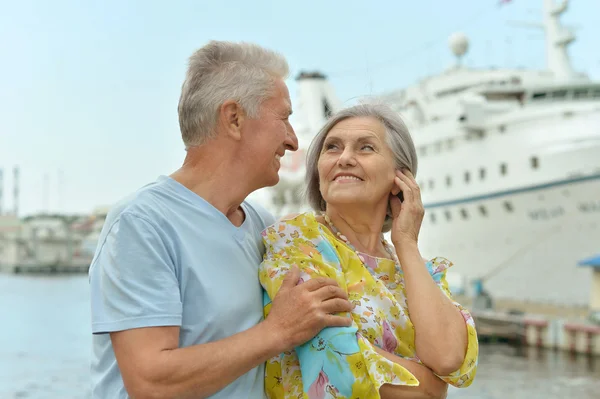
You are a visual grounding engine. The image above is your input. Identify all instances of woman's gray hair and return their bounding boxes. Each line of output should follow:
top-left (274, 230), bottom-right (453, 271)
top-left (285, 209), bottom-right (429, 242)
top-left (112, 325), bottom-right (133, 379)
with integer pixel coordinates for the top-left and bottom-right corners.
top-left (178, 41), bottom-right (289, 148)
top-left (304, 102), bottom-right (418, 233)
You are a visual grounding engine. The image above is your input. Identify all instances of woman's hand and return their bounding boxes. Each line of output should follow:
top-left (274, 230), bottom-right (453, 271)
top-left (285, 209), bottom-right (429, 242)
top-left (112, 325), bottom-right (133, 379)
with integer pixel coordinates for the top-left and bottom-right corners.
top-left (373, 346), bottom-right (448, 399)
top-left (389, 169), bottom-right (424, 247)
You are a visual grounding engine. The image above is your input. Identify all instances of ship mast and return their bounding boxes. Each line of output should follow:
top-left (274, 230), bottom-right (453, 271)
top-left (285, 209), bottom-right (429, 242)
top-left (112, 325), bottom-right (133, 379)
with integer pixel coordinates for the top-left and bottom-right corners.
top-left (543, 0), bottom-right (577, 80)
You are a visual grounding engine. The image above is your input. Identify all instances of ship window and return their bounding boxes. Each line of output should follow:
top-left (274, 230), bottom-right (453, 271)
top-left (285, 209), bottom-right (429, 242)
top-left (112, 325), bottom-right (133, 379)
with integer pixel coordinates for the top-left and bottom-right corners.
top-left (429, 180), bottom-right (435, 190)
top-left (552, 90), bottom-right (567, 99)
top-left (323, 99), bottom-right (333, 119)
top-left (593, 89), bottom-right (600, 98)
top-left (446, 176), bottom-right (452, 187)
top-left (500, 163), bottom-right (508, 175)
top-left (445, 210), bottom-right (452, 221)
top-left (430, 213), bottom-right (436, 223)
top-left (464, 171), bottom-right (471, 183)
top-left (532, 92), bottom-right (547, 100)
top-left (498, 125), bottom-right (506, 133)
top-left (447, 139), bottom-right (455, 149)
top-left (460, 208), bottom-right (469, 219)
top-left (479, 205), bottom-right (488, 216)
top-left (574, 89), bottom-right (588, 99)
top-left (436, 85), bottom-right (471, 98)
top-left (531, 156), bottom-right (539, 169)
top-left (504, 201), bottom-right (514, 212)
top-left (479, 168), bottom-right (486, 180)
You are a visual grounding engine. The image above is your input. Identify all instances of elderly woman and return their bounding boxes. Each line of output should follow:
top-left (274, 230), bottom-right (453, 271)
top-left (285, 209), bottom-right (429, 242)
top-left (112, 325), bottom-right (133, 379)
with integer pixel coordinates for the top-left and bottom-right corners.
top-left (259, 103), bottom-right (478, 399)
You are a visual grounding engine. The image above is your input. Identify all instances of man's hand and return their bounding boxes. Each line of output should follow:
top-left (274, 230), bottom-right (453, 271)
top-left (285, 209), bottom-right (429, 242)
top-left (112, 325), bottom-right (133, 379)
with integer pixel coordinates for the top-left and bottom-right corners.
top-left (264, 266), bottom-right (354, 351)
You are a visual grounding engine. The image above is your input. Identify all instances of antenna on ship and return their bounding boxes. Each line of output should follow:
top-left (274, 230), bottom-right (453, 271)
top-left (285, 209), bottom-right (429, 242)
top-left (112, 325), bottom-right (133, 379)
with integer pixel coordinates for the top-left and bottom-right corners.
top-left (13, 166), bottom-right (19, 217)
top-left (43, 173), bottom-right (49, 213)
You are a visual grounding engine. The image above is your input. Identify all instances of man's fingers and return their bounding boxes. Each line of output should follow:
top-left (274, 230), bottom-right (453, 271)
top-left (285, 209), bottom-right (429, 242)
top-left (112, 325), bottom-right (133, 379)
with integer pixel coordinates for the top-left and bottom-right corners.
top-left (279, 266), bottom-right (300, 291)
top-left (321, 297), bottom-right (354, 314)
top-left (313, 284), bottom-right (349, 301)
top-left (323, 314), bottom-right (354, 328)
top-left (300, 276), bottom-right (340, 292)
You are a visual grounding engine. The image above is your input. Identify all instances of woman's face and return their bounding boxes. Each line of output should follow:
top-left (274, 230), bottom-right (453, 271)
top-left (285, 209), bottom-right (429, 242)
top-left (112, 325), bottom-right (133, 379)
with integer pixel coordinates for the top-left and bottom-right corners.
top-left (318, 116), bottom-right (397, 210)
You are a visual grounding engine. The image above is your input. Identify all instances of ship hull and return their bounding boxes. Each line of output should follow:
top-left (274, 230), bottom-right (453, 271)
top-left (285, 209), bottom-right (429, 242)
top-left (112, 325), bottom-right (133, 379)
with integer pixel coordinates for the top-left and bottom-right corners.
top-left (418, 172), bottom-right (600, 306)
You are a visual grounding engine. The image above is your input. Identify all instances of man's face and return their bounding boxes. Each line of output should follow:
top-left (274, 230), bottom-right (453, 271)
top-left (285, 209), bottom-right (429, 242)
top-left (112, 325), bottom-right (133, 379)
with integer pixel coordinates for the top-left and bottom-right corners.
top-left (241, 78), bottom-right (298, 188)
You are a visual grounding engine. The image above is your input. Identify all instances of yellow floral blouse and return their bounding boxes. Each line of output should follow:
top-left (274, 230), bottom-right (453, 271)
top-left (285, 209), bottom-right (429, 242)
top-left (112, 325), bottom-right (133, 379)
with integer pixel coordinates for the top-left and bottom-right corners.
top-left (259, 212), bottom-right (478, 399)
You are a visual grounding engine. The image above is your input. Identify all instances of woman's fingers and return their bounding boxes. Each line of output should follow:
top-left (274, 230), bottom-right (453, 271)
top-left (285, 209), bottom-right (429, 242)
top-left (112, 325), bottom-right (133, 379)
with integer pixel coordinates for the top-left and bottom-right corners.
top-left (398, 169), bottom-right (423, 208)
top-left (397, 169), bottom-right (419, 191)
top-left (394, 175), bottom-right (413, 203)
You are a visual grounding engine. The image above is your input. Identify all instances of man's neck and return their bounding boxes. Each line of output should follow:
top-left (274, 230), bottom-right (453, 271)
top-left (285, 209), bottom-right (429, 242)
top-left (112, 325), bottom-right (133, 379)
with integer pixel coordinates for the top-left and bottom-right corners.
top-left (170, 143), bottom-right (254, 225)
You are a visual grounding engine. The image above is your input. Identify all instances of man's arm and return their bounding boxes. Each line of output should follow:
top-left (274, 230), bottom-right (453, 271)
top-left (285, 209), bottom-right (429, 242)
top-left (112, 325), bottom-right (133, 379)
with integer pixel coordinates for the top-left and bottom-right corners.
top-left (111, 267), bottom-right (353, 399)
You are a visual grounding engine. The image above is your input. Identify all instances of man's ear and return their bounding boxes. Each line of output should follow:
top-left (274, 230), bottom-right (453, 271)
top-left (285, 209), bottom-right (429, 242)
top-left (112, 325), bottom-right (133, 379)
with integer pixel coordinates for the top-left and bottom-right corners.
top-left (219, 100), bottom-right (246, 141)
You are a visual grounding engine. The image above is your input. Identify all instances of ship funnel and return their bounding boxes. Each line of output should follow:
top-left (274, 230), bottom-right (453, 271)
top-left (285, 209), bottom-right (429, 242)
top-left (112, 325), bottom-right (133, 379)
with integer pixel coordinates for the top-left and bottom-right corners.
top-left (294, 71), bottom-right (342, 137)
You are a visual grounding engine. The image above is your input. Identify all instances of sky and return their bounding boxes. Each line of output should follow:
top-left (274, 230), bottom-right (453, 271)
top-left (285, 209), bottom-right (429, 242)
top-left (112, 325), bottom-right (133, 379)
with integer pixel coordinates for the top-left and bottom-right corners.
top-left (1, 0), bottom-right (599, 216)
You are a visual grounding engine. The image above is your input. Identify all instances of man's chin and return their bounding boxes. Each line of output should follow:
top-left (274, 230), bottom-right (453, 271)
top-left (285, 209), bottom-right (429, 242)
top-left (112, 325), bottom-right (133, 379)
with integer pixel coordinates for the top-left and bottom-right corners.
top-left (266, 175), bottom-right (280, 187)
top-left (259, 174), bottom-right (280, 189)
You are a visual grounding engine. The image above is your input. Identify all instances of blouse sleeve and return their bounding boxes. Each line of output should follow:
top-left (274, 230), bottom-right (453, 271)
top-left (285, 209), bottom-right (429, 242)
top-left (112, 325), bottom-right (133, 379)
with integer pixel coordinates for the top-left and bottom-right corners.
top-left (427, 257), bottom-right (479, 388)
top-left (259, 217), bottom-right (419, 398)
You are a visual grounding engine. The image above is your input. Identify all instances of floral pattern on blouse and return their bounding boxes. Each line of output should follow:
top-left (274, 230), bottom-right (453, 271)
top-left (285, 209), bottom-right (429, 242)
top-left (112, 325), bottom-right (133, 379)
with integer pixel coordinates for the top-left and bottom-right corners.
top-left (259, 212), bottom-right (478, 398)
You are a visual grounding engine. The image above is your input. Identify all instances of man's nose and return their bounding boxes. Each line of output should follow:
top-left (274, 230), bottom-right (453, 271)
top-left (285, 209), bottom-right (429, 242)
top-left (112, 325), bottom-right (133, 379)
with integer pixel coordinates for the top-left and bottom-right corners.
top-left (284, 124), bottom-right (298, 151)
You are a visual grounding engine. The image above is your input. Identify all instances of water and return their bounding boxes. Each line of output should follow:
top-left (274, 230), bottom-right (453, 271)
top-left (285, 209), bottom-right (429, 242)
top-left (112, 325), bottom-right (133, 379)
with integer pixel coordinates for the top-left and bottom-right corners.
top-left (1, 274), bottom-right (599, 399)
top-left (0, 274), bottom-right (91, 398)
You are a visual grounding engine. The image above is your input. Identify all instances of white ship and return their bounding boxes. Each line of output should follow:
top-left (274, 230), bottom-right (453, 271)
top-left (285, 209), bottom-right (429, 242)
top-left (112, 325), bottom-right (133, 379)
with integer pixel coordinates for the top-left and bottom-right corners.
top-left (258, 0), bottom-right (600, 307)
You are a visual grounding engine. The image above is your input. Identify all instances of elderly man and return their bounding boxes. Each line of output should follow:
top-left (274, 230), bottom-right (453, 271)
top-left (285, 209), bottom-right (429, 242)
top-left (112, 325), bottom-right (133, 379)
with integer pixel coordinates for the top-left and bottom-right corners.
top-left (89, 41), bottom-right (353, 399)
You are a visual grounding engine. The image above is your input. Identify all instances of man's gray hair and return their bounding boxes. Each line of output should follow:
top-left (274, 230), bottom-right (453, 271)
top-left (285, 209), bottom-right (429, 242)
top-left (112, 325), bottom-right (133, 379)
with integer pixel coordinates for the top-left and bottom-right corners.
top-left (304, 102), bottom-right (418, 232)
top-left (178, 41), bottom-right (289, 148)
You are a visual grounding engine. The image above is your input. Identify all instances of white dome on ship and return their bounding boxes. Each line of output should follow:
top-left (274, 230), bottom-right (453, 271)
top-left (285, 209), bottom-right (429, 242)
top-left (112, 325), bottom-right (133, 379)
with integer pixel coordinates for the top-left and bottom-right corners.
top-left (448, 32), bottom-right (469, 57)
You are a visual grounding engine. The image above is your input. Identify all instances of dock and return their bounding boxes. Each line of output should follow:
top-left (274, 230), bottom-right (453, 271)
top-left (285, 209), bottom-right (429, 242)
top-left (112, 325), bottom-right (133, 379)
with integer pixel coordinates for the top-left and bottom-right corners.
top-left (12, 263), bottom-right (90, 274)
top-left (471, 310), bottom-right (526, 345)
top-left (0, 262), bottom-right (90, 274)
top-left (468, 307), bottom-right (600, 356)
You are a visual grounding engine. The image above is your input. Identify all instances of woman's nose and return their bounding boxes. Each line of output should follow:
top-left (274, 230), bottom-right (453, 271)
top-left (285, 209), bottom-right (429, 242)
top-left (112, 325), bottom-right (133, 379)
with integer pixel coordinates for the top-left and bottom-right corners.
top-left (337, 149), bottom-right (357, 166)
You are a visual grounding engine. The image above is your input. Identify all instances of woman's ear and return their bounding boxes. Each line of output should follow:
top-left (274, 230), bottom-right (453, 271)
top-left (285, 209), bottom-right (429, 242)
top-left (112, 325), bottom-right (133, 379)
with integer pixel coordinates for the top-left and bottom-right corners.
top-left (390, 169), bottom-right (401, 196)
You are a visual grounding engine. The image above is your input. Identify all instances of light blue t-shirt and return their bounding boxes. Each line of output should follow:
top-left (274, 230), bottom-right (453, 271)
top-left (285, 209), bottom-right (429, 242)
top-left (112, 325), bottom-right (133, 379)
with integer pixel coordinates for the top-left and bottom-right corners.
top-left (89, 175), bottom-right (275, 399)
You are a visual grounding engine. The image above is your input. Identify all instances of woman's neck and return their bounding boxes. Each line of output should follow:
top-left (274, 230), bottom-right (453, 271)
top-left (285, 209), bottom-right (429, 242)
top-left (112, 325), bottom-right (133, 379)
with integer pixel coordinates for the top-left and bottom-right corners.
top-left (323, 206), bottom-right (389, 258)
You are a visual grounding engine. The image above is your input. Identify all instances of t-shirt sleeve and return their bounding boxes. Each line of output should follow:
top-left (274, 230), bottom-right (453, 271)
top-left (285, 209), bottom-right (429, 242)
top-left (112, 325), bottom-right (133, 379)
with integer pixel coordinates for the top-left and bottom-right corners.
top-left (89, 212), bottom-right (182, 334)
